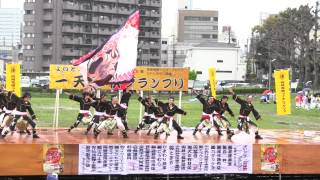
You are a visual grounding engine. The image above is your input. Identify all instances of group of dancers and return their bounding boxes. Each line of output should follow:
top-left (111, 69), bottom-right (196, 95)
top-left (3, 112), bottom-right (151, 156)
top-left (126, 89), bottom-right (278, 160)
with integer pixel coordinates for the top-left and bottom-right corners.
top-left (0, 87), bottom-right (263, 140)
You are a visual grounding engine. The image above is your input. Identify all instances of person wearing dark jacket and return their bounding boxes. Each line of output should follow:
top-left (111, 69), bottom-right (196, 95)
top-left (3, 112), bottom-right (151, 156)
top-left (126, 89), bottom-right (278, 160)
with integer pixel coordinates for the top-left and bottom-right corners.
top-left (2, 92), bottom-right (39, 138)
top-left (154, 97), bottom-right (187, 140)
top-left (203, 96), bottom-right (235, 136)
top-left (192, 90), bottom-right (217, 136)
top-left (85, 92), bottom-right (109, 135)
top-left (229, 88), bottom-right (263, 140)
top-left (66, 92), bottom-right (93, 132)
top-left (0, 91), bottom-right (17, 135)
top-left (134, 93), bottom-right (157, 134)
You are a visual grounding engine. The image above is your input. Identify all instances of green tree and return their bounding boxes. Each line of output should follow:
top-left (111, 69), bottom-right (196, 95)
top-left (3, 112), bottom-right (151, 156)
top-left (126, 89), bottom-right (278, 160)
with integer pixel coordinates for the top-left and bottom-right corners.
top-left (189, 70), bottom-right (197, 80)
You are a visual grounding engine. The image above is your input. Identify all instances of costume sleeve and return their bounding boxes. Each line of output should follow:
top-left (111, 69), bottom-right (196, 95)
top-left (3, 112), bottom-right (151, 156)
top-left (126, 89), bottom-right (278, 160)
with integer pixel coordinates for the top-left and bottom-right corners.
top-left (175, 105), bottom-right (186, 115)
top-left (196, 94), bottom-right (206, 105)
top-left (252, 106), bottom-right (261, 120)
top-left (226, 104), bottom-right (235, 117)
top-left (138, 96), bottom-right (147, 106)
top-left (69, 94), bottom-right (81, 102)
top-left (233, 93), bottom-right (245, 105)
top-left (26, 102), bottom-right (37, 119)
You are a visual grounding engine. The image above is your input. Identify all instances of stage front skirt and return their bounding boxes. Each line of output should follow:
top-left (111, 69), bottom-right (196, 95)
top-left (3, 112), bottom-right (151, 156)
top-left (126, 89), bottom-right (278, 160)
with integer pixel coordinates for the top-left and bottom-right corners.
top-left (78, 144), bottom-right (253, 175)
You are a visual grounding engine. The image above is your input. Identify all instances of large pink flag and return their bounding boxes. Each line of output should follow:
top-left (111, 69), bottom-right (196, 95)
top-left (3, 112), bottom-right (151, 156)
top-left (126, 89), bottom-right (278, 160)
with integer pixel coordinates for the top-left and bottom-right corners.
top-left (71, 11), bottom-right (140, 89)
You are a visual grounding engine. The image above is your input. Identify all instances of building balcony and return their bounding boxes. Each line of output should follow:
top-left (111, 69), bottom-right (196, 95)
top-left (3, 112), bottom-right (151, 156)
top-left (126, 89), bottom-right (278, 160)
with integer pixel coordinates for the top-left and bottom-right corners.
top-left (98, 6), bottom-right (117, 13)
top-left (80, 5), bottom-right (98, 11)
top-left (23, 38), bottom-right (34, 44)
top-left (43, 25), bottom-right (53, 32)
top-left (43, 3), bottom-right (53, 9)
top-left (150, 32), bottom-right (160, 38)
top-left (63, 14), bottom-right (80, 21)
top-left (62, 38), bottom-right (80, 45)
top-left (141, 11), bottom-right (151, 16)
top-left (99, 18), bottom-right (117, 25)
top-left (150, 0), bottom-right (161, 7)
top-left (43, 14), bottom-right (53, 21)
top-left (140, 21), bottom-right (150, 27)
top-left (24, 2), bottom-right (34, 10)
top-left (149, 43), bottom-right (160, 49)
top-left (62, 26), bottom-right (80, 33)
top-left (150, 11), bottom-right (160, 17)
top-left (63, 49), bottom-right (80, 56)
top-left (23, 49), bottom-right (34, 56)
top-left (118, 8), bottom-right (134, 15)
top-left (43, 49), bottom-right (52, 55)
top-left (43, 38), bottom-right (52, 44)
top-left (80, 16), bottom-right (98, 23)
top-left (23, 26), bottom-right (35, 32)
top-left (118, 0), bottom-right (136, 4)
top-left (150, 22), bottom-right (160, 27)
top-left (95, 0), bottom-right (117, 3)
top-left (80, 28), bottom-right (98, 34)
top-left (138, 0), bottom-right (150, 6)
top-left (150, 54), bottom-right (160, 59)
top-left (98, 29), bottom-right (114, 35)
top-left (63, 3), bottom-right (80, 10)
top-left (24, 14), bottom-right (35, 21)
top-left (139, 32), bottom-right (150, 37)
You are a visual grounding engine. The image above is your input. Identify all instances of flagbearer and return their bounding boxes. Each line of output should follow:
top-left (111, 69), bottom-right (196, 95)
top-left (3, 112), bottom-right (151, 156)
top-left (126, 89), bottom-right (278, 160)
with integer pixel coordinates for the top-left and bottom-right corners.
top-left (65, 91), bottom-right (93, 133)
top-left (229, 88), bottom-right (263, 140)
top-left (85, 92), bottom-right (109, 135)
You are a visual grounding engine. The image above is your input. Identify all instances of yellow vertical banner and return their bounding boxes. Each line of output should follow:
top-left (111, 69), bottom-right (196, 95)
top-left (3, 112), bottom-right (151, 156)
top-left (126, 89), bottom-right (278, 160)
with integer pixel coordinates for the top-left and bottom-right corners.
top-left (6, 64), bottom-right (21, 97)
top-left (208, 67), bottom-right (216, 98)
top-left (274, 69), bottom-right (291, 115)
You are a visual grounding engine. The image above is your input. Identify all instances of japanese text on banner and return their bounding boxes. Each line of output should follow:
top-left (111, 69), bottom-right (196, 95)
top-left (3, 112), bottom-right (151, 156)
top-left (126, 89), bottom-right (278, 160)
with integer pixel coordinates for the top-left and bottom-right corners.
top-left (78, 144), bottom-right (252, 175)
top-left (274, 69), bottom-right (291, 115)
top-left (6, 64), bottom-right (21, 97)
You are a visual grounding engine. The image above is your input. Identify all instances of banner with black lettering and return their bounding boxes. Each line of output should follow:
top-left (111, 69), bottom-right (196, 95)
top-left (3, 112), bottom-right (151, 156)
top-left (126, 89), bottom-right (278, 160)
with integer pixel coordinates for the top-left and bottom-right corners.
top-left (78, 144), bottom-right (252, 175)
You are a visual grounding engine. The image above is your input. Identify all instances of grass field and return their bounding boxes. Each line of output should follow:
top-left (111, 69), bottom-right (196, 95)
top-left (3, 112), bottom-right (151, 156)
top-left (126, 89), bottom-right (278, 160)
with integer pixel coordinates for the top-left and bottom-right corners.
top-left (30, 92), bottom-right (320, 130)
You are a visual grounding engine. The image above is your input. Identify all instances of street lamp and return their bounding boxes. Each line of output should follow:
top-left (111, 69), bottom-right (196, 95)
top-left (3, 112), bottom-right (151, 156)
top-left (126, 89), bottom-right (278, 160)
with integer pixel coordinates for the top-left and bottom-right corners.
top-left (268, 59), bottom-right (276, 90)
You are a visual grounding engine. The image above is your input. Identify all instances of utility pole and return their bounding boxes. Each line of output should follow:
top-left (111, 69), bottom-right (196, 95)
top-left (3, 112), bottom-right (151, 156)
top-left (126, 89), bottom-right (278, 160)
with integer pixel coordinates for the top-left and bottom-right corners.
top-left (313, 1), bottom-right (319, 89)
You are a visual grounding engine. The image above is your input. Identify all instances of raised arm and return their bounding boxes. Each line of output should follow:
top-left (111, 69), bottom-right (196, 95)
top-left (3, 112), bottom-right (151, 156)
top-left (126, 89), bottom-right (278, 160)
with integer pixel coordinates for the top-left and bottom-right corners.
top-left (229, 88), bottom-right (245, 105)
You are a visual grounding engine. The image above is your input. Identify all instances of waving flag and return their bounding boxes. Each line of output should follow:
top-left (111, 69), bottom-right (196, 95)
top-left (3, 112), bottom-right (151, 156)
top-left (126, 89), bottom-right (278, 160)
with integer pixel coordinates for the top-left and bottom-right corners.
top-left (71, 10), bottom-right (140, 89)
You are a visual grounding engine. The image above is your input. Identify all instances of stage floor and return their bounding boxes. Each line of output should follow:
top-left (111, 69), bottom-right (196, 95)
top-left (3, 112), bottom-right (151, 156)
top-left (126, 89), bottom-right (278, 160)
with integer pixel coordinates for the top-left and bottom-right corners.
top-left (0, 128), bottom-right (320, 144)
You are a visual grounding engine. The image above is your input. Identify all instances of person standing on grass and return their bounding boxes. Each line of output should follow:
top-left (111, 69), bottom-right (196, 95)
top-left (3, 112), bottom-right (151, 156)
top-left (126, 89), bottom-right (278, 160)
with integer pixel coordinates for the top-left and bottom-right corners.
top-left (85, 92), bottom-right (109, 135)
top-left (134, 92), bottom-right (157, 134)
top-left (228, 88), bottom-right (263, 140)
top-left (65, 91), bottom-right (93, 133)
top-left (154, 97), bottom-right (187, 140)
top-left (2, 92), bottom-right (39, 138)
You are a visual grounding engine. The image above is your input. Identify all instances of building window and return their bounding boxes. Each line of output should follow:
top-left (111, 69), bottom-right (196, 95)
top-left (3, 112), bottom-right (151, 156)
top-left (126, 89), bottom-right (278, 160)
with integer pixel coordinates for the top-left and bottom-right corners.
top-left (161, 41), bottom-right (167, 44)
top-left (217, 60), bottom-right (223, 63)
top-left (25, 33), bottom-right (35, 38)
top-left (217, 70), bottom-right (232, 73)
top-left (24, 45), bottom-right (34, 50)
top-left (162, 50), bottom-right (167, 54)
top-left (202, 34), bottom-right (210, 39)
top-left (214, 17), bottom-right (218, 21)
top-left (212, 34), bottom-right (218, 39)
top-left (25, 10), bottom-right (35, 15)
top-left (162, 61), bottom-right (167, 64)
top-left (25, 0), bottom-right (35, 3)
top-left (196, 71), bottom-right (202, 75)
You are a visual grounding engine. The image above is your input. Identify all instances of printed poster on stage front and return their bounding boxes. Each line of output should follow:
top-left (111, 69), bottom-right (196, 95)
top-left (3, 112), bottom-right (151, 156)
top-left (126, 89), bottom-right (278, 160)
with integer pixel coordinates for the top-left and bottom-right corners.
top-left (78, 144), bottom-right (253, 175)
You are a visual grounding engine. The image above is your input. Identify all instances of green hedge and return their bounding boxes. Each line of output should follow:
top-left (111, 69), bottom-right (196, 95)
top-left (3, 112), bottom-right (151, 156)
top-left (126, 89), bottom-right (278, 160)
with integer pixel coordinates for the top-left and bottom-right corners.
top-left (217, 88), bottom-right (270, 95)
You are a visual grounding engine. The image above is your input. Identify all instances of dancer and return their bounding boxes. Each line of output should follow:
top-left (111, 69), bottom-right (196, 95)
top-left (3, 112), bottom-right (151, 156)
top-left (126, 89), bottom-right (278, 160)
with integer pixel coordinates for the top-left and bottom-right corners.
top-left (66, 91), bottom-right (93, 132)
top-left (3, 92), bottom-right (39, 138)
top-left (229, 88), bottom-right (263, 139)
top-left (134, 93), bottom-right (157, 133)
top-left (94, 95), bottom-right (120, 138)
top-left (192, 90), bottom-right (217, 135)
top-left (0, 91), bottom-right (17, 135)
top-left (154, 97), bottom-right (187, 139)
top-left (145, 100), bottom-right (165, 135)
top-left (118, 89), bottom-right (134, 131)
top-left (85, 92), bottom-right (109, 135)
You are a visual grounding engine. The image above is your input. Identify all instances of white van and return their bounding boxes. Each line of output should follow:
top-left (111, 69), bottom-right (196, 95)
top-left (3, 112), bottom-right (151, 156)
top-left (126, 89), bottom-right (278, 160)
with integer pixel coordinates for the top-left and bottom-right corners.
top-left (21, 76), bottom-right (31, 88)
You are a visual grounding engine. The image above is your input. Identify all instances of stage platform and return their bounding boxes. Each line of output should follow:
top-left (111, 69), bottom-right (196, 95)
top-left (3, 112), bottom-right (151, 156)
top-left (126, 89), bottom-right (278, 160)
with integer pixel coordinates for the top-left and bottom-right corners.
top-left (1, 128), bottom-right (320, 145)
top-left (0, 128), bottom-right (320, 176)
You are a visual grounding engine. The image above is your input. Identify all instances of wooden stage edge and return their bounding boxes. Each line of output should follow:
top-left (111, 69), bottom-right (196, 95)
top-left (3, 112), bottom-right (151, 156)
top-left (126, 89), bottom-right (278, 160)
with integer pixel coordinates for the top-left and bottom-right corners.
top-left (0, 128), bottom-right (320, 175)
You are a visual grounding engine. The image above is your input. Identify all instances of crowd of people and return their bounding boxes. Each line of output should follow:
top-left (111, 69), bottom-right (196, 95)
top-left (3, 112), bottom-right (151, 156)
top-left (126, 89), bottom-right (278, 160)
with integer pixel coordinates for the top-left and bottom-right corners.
top-left (0, 87), bottom-right (264, 140)
top-left (295, 92), bottom-right (320, 110)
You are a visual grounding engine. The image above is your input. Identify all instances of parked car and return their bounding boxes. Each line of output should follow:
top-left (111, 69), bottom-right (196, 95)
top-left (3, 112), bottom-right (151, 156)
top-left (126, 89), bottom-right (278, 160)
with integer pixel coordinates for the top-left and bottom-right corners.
top-left (21, 76), bottom-right (31, 88)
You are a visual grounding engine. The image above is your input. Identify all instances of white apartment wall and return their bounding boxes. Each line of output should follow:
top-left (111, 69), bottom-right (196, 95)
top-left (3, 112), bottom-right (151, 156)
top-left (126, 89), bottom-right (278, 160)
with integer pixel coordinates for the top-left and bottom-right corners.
top-left (184, 47), bottom-right (246, 81)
